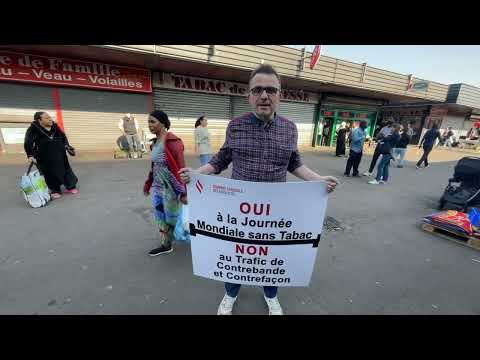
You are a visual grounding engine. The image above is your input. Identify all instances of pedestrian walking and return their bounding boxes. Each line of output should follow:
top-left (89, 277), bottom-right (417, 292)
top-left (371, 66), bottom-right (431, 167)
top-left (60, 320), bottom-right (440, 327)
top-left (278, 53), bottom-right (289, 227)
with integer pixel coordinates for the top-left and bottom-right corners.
top-left (143, 110), bottom-right (187, 256)
top-left (392, 125), bottom-right (411, 168)
top-left (194, 115), bottom-right (213, 166)
top-left (416, 124), bottom-right (441, 169)
top-left (363, 120), bottom-right (394, 176)
top-left (368, 124), bottom-right (401, 185)
top-left (406, 122), bottom-right (415, 137)
top-left (24, 112), bottom-right (78, 199)
top-left (322, 123), bottom-right (330, 146)
top-left (335, 122), bottom-right (347, 157)
top-left (344, 121), bottom-right (368, 177)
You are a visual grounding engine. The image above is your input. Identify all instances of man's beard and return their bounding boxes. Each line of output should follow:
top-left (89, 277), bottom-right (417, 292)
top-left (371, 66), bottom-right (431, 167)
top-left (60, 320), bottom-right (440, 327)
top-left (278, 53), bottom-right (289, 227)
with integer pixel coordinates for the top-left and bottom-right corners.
top-left (255, 104), bottom-right (274, 121)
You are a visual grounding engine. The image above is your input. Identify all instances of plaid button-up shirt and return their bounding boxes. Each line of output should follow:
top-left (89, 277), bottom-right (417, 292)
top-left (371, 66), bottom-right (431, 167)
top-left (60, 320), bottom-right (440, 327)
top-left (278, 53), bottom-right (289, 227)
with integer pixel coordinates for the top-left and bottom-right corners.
top-left (209, 112), bottom-right (303, 182)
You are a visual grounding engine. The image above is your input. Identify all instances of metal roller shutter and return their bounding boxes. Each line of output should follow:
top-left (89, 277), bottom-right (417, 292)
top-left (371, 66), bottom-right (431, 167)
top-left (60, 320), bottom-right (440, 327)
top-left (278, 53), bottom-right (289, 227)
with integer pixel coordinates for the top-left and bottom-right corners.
top-left (231, 96), bottom-right (316, 148)
top-left (279, 101), bottom-right (316, 148)
top-left (441, 113), bottom-right (468, 132)
top-left (153, 89), bottom-right (230, 152)
top-left (279, 101), bottom-right (316, 124)
top-left (231, 96), bottom-right (251, 119)
top-left (233, 97), bottom-right (317, 123)
top-left (0, 82), bottom-right (56, 123)
top-left (60, 88), bottom-right (150, 151)
top-left (0, 83), bottom-right (56, 153)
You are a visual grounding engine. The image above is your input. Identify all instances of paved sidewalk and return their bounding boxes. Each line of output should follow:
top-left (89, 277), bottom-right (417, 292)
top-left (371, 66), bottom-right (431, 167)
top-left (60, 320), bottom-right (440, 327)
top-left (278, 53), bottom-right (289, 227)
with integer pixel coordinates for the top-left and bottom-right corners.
top-left (1, 148), bottom-right (480, 314)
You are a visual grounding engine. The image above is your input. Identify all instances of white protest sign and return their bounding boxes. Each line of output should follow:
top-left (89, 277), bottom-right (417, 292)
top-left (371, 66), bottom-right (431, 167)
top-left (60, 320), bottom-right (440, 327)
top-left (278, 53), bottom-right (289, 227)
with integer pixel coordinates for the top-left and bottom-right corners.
top-left (187, 174), bottom-right (328, 287)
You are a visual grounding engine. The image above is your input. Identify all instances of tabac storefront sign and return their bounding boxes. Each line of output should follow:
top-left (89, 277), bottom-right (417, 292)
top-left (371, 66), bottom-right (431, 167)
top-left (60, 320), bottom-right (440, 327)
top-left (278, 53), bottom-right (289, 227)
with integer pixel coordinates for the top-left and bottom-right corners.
top-left (154, 72), bottom-right (320, 104)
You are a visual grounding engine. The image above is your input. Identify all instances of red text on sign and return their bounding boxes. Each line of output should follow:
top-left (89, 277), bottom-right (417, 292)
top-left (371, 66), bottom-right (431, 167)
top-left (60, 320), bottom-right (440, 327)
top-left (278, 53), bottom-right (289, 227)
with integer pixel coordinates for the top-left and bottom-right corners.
top-left (239, 202), bottom-right (271, 216)
top-left (235, 244), bottom-right (269, 256)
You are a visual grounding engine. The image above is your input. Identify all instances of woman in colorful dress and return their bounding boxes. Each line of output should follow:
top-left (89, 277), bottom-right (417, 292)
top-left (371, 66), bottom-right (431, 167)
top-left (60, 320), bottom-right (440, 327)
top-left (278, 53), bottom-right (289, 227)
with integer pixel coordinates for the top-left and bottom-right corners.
top-left (143, 110), bottom-right (187, 256)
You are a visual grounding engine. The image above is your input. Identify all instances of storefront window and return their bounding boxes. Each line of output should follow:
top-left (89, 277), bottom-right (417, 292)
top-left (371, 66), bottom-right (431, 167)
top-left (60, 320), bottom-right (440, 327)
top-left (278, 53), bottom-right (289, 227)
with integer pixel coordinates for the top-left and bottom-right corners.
top-left (315, 108), bottom-right (377, 147)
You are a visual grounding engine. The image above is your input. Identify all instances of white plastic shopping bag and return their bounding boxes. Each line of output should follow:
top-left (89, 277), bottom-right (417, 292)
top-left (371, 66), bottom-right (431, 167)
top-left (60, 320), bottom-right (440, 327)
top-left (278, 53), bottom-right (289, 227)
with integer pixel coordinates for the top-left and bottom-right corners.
top-left (174, 204), bottom-right (191, 243)
top-left (183, 204), bottom-right (189, 229)
top-left (19, 162), bottom-right (50, 208)
top-left (30, 166), bottom-right (51, 203)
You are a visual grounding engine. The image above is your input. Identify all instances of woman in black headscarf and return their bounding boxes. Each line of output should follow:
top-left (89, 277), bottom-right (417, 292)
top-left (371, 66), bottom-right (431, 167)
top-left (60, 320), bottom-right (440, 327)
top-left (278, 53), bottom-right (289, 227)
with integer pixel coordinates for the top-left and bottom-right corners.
top-left (24, 111), bottom-right (78, 199)
top-left (335, 122), bottom-right (348, 157)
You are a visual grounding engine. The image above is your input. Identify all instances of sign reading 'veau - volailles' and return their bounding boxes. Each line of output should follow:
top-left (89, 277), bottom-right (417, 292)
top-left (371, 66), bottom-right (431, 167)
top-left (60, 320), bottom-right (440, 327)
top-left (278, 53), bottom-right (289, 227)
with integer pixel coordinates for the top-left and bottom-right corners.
top-left (187, 174), bottom-right (329, 287)
top-left (0, 51), bottom-right (152, 93)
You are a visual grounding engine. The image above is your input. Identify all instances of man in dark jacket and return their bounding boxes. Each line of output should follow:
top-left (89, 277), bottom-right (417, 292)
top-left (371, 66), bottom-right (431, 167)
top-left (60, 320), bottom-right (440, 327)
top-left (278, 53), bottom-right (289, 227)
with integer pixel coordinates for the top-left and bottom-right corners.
top-left (392, 125), bottom-right (411, 168)
top-left (344, 121), bottom-right (368, 177)
top-left (368, 124), bottom-right (401, 185)
top-left (363, 120), bottom-right (393, 176)
top-left (416, 124), bottom-right (441, 169)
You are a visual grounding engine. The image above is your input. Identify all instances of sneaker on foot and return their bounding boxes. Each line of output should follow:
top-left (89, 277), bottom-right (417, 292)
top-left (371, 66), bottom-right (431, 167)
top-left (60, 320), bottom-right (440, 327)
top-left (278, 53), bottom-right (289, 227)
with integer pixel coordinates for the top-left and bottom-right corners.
top-left (344, 173), bottom-right (351, 177)
top-left (363, 171), bottom-right (372, 176)
top-left (64, 188), bottom-right (79, 194)
top-left (51, 192), bottom-right (62, 199)
top-left (379, 180), bottom-right (386, 184)
top-left (264, 295), bottom-right (283, 315)
top-left (217, 294), bottom-right (237, 315)
top-left (352, 173), bottom-right (360, 177)
top-left (148, 244), bottom-right (173, 256)
top-left (415, 165), bottom-right (420, 169)
top-left (368, 179), bottom-right (381, 185)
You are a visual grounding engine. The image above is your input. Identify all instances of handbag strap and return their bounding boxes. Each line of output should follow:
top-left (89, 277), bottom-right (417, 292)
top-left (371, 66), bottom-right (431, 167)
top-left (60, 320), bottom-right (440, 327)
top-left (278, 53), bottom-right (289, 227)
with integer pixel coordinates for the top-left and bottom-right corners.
top-left (26, 161), bottom-right (35, 175)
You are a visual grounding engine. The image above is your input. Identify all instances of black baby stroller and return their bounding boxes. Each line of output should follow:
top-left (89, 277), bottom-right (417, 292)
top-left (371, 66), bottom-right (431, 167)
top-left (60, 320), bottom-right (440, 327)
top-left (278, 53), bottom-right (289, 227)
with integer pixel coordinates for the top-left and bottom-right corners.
top-left (439, 156), bottom-right (480, 211)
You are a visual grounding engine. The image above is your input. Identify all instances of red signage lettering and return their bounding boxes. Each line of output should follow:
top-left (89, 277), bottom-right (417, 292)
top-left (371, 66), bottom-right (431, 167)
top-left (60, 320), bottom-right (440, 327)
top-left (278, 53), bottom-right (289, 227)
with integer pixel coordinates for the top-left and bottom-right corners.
top-left (339, 112), bottom-right (353, 118)
top-left (0, 51), bottom-right (152, 93)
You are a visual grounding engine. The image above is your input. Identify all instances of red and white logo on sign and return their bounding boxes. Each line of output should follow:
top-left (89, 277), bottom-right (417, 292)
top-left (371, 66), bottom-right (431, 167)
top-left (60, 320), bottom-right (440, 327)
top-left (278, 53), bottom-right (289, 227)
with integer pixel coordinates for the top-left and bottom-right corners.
top-left (195, 180), bottom-right (204, 193)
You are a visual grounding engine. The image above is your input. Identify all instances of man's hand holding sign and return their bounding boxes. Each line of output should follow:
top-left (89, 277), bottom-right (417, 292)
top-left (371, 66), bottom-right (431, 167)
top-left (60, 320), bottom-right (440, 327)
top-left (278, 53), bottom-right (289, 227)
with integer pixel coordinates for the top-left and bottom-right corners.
top-left (186, 174), bottom-right (329, 288)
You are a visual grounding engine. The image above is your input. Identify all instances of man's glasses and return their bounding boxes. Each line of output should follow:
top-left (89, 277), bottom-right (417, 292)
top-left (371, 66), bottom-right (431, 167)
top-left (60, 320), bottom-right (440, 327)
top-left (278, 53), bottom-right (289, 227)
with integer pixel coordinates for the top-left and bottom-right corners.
top-left (250, 86), bottom-right (280, 96)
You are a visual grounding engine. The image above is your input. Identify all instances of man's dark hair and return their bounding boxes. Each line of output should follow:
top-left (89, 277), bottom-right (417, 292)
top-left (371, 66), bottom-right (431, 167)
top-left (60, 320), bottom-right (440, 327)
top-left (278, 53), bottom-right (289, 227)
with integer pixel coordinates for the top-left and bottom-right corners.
top-left (249, 64), bottom-right (281, 86)
top-left (392, 123), bottom-right (401, 132)
top-left (386, 120), bottom-right (394, 127)
top-left (432, 123), bottom-right (439, 130)
top-left (149, 110), bottom-right (170, 130)
top-left (360, 120), bottom-right (368, 128)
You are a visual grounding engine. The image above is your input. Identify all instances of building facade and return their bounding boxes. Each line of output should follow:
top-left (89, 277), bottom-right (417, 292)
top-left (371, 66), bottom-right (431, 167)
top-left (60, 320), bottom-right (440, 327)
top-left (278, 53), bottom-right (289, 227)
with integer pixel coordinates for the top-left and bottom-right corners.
top-left (0, 45), bottom-right (453, 154)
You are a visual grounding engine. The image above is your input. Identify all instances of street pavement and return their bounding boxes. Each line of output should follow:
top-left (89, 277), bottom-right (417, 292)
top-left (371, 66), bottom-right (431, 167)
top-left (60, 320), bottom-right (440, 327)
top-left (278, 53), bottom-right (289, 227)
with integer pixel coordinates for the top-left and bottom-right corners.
top-left (1, 146), bottom-right (480, 315)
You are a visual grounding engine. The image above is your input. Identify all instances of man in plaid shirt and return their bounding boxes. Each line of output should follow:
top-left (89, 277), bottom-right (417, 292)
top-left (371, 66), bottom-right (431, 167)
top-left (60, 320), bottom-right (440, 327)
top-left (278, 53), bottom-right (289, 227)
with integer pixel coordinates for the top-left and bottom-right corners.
top-left (179, 64), bottom-right (339, 315)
